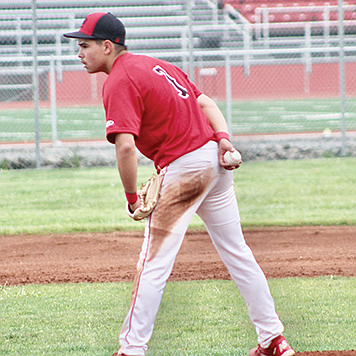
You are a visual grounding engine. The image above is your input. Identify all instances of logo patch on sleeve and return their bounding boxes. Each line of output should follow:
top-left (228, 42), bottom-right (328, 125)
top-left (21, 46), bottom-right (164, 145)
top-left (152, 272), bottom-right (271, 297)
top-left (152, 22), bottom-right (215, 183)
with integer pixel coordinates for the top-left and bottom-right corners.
top-left (106, 120), bottom-right (115, 128)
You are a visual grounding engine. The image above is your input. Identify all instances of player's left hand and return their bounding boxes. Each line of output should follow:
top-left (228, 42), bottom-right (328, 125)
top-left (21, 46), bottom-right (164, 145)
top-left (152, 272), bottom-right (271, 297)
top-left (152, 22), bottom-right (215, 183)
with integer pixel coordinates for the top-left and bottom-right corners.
top-left (126, 174), bottom-right (162, 220)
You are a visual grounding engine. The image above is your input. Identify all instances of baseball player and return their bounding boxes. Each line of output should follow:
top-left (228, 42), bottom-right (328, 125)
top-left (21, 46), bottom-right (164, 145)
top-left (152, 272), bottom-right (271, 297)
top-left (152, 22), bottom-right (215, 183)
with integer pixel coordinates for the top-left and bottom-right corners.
top-left (63, 12), bottom-right (295, 356)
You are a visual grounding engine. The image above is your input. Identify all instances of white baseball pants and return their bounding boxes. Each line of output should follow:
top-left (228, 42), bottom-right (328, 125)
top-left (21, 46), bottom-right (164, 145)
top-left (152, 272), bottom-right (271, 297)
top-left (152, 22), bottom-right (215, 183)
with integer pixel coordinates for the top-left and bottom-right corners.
top-left (118, 141), bottom-right (284, 355)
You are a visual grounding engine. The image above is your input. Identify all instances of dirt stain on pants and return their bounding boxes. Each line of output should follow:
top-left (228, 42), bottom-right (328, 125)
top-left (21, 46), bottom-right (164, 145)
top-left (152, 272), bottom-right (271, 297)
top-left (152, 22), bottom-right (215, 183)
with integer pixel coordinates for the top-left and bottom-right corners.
top-left (128, 167), bottom-right (214, 307)
top-left (147, 167), bottom-right (213, 262)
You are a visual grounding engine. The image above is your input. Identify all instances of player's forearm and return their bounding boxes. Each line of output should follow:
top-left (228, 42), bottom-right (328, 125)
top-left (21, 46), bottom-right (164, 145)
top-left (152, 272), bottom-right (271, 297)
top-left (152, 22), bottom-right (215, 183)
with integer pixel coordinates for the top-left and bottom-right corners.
top-left (197, 94), bottom-right (229, 135)
top-left (114, 133), bottom-right (138, 194)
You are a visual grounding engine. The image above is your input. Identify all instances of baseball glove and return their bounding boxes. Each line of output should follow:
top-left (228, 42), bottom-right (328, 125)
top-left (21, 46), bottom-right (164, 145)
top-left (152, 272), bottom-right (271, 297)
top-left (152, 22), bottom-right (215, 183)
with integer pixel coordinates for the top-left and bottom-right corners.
top-left (126, 174), bottom-right (162, 221)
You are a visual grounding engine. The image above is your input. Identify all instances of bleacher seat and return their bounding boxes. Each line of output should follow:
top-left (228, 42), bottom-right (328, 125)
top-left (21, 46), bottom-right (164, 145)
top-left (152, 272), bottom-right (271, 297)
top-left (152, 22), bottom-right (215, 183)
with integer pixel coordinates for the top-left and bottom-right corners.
top-left (224, 0), bottom-right (356, 24)
top-left (0, 0), bottom-right (227, 102)
top-left (0, 0), bottom-right (230, 58)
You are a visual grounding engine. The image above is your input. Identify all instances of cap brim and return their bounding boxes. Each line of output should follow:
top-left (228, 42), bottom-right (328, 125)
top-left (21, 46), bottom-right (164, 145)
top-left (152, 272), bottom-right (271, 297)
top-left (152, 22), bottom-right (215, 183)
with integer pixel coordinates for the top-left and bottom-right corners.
top-left (63, 31), bottom-right (98, 40)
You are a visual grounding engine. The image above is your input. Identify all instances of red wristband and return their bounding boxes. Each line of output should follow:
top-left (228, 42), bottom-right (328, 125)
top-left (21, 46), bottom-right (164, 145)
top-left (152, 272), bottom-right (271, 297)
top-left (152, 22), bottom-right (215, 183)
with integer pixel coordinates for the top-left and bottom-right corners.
top-left (216, 132), bottom-right (230, 142)
top-left (125, 192), bottom-right (138, 205)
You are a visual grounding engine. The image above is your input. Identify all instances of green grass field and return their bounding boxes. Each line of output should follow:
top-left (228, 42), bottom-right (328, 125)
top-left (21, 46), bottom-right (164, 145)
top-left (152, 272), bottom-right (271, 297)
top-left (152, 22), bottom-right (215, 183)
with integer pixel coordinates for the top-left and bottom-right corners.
top-left (0, 157), bottom-right (355, 235)
top-left (1, 158), bottom-right (355, 355)
top-left (226, 98), bottom-right (356, 134)
top-left (0, 106), bottom-right (106, 142)
top-left (1, 98), bottom-right (355, 142)
top-left (1, 277), bottom-right (356, 356)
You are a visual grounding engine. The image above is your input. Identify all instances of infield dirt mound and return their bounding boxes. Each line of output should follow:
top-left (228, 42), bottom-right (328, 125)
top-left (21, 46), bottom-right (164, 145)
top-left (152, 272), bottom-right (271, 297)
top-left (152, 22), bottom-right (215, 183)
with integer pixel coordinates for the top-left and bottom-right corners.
top-left (1, 225), bottom-right (355, 356)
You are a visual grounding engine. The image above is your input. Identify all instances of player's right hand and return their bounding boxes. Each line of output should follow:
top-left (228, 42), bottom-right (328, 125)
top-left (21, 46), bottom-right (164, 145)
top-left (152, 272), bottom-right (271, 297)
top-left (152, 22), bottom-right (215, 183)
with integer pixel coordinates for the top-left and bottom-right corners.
top-left (218, 139), bottom-right (240, 170)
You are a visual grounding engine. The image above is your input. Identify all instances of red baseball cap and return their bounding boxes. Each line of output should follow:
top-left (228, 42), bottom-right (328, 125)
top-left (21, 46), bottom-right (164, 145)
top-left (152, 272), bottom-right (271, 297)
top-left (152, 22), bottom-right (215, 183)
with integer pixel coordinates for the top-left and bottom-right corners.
top-left (63, 12), bottom-right (125, 45)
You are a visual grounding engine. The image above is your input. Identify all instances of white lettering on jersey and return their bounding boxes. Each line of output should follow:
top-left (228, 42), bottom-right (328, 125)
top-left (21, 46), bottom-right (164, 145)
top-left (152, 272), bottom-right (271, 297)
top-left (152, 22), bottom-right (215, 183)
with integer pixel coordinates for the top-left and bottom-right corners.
top-left (153, 65), bottom-right (189, 99)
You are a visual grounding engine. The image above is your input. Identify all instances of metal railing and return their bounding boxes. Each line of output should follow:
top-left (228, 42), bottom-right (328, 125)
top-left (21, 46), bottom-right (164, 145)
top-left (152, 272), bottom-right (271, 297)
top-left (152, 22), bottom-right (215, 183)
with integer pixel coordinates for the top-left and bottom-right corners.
top-left (1, 38), bottom-right (352, 142)
top-left (0, 0), bottom-right (354, 168)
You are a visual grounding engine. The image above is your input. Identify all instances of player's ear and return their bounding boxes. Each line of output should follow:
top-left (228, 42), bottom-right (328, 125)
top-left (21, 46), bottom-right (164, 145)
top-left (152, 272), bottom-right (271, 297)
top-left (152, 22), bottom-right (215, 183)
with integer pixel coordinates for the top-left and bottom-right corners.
top-left (102, 40), bottom-right (114, 55)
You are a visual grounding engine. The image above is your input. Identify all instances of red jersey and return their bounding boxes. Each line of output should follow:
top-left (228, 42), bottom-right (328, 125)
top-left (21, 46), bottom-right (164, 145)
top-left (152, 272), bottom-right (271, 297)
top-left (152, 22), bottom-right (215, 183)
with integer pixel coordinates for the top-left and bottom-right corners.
top-left (103, 53), bottom-right (216, 169)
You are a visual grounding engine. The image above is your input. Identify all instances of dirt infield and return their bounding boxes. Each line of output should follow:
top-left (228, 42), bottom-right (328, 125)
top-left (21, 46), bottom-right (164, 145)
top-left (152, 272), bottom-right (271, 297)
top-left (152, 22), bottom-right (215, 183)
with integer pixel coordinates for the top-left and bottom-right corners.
top-left (1, 225), bottom-right (355, 356)
top-left (1, 225), bottom-right (355, 285)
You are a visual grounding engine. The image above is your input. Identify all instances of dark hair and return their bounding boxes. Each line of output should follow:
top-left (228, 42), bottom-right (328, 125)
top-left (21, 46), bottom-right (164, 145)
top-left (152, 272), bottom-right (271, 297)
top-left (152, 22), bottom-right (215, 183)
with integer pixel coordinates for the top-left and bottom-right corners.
top-left (95, 38), bottom-right (127, 52)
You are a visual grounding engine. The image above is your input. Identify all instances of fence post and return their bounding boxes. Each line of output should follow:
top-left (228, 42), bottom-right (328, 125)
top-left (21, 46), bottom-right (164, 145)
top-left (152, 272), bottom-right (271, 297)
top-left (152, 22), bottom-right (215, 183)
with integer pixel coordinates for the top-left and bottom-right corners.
top-left (225, 50), bottom-right (232, 136)
top-left (323, 5), bottom-right (330, 56)
top-left (50, 55), bottom-right (59, 147)
top-left (263, 8), bottom-right (269, 49)
top-left (304, 23), bottom-right (312, 94)
top-left (16, 16), bottom-right (23, 64)
top-left (187, 0), bottom-right (195, 83)
top-left (55, 32), bottom-right (63, 82)
top-left (32, 0), bottom-right (41, 168)
top-left (181, 28), bottom-right (188, 74)
top-left (338, 0), bottom-right (346, 156)
top-left (211, 0), bottom-right (218, 25)
top-left (243, 24), bottom-right (251, 77)
top-left (255, 8), bottom-right (261, 40)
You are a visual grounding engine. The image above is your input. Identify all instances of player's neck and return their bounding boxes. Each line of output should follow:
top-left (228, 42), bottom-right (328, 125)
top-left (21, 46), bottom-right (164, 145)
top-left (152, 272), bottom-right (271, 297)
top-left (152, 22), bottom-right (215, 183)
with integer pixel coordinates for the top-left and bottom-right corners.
top-left (107, 49), bottom-right (128, 74)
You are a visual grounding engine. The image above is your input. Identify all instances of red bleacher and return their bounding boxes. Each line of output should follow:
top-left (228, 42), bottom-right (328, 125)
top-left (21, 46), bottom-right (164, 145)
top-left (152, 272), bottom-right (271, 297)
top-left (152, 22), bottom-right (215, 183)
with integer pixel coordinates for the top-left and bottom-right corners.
top-left (224, 0), bottom-right (356, 23)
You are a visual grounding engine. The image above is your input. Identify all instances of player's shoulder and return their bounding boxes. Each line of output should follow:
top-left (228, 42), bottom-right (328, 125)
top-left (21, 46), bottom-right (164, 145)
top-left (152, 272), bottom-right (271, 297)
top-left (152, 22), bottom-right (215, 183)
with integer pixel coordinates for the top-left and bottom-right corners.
top-left (112, 52), bottom-right (153, 74)
top-left (120, 52), bottom-right (155, 65)
top-left (124, 53), bottom-right (179, 71)
top-left (106, 52), bottom-right (186, 90)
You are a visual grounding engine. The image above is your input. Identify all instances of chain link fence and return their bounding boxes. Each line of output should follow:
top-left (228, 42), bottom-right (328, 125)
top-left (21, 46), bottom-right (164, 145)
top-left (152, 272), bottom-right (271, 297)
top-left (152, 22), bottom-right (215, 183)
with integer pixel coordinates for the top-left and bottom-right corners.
top-left (0, 0), bottom-right (355, 168)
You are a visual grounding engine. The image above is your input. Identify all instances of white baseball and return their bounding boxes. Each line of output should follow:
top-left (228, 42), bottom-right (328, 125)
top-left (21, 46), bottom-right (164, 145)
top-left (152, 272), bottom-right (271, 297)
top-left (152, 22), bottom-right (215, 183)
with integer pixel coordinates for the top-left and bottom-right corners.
top-left (224, 150), bottom-right (242, 166)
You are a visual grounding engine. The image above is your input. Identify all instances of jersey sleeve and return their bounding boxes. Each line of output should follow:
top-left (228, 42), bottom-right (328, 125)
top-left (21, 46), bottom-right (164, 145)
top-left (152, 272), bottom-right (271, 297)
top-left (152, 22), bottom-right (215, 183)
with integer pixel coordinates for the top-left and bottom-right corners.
top-left (103, 74), bottom-right (143, 144)
top-left (188, 78), bottom-right (203, 98)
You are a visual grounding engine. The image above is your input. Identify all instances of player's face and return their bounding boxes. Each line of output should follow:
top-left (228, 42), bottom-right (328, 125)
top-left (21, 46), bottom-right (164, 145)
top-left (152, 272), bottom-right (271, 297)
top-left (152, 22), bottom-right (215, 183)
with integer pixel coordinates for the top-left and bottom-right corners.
top-left (77, 39), bottom-right (107, 74)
